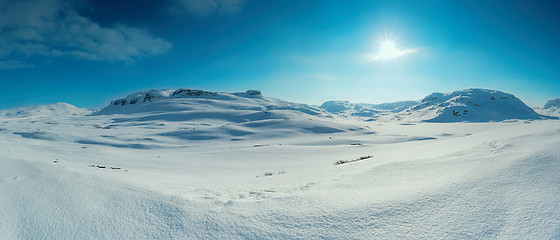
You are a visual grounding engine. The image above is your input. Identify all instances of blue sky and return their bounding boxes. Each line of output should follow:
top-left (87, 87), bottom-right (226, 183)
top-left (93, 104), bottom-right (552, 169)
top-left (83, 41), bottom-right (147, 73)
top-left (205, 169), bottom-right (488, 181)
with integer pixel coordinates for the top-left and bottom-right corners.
top-left (0, 0), bottom-right (559, 109)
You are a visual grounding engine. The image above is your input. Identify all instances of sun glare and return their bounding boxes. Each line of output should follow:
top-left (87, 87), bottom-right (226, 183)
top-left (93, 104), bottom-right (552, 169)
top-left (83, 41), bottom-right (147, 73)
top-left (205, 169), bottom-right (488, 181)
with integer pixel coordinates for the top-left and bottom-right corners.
top-left (371, 38), bottom-right (418, 61)
top-left (377, 40), bottom-right (400, 60)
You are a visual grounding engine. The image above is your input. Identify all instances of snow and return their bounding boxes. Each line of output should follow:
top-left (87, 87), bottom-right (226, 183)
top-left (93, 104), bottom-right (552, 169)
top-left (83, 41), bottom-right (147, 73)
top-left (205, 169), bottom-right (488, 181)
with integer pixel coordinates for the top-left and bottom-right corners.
top-left (320, 100), bottom-right (419, 118)
top-left (1, 89), bottom-right (559, 239)
top-left (544, 98), bottom-right (560, 109)
top-left (392, 88), bottom-right (545, 122)
top-left (538, 98), bottom-right (560, 117)
top-left (0, 102), bottom-right (91, 119)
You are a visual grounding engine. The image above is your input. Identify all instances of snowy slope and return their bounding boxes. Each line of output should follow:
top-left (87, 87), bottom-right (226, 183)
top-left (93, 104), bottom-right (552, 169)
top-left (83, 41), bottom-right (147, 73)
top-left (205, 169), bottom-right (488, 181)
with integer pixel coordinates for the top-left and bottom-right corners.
top-left (1, 88), bottom-right (559, 239)
top-left (393, 88), bottom-right (544, 122)
top-left (92, 89), bottom-right (371, 143)
top-left (320, 100), bottom-right (419, 118)
top-left (98, 89), bottom-right (322, 116)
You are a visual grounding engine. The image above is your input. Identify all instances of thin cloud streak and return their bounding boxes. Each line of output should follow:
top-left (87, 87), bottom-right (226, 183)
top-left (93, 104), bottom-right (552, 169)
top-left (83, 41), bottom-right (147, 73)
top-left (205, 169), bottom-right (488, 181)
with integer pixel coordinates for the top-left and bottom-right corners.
top-left (172, 0), bottom-right (246, 17)
top-left (371, 48), bottom-right (419, 61)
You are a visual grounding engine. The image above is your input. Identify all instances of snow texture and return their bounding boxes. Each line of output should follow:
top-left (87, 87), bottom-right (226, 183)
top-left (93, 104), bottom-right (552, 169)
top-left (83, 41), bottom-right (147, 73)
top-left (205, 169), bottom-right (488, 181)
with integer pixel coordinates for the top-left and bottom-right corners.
top-left (1, 88), bottom-right (559, 239)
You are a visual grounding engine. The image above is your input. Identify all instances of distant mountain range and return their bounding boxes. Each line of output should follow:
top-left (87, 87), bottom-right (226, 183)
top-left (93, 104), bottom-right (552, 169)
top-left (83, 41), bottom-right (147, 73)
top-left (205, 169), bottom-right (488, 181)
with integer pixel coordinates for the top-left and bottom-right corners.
top-left (319, 100), bottom-right (419, 118)
top-left (0, 102), bottom-right (91, 119)
top-left (320, 88), bottom-right (552, 122)
top-left (1, 88), bottom-right (557, 123)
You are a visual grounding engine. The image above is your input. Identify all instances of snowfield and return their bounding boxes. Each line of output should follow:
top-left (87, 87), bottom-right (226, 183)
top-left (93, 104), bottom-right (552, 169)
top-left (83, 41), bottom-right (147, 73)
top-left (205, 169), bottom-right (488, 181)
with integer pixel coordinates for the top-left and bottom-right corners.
top-left (1, 89), bottom-right (559, 239)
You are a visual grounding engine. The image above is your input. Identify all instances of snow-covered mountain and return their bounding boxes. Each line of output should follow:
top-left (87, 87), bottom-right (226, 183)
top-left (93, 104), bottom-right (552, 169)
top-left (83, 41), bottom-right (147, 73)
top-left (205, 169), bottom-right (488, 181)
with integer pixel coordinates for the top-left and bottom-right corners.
top-left (94, 89), bottom-right (371, 141)
top-left (544, 98), bottom-right (560, 110)
top-left (0, 102), bottom-right (91, 119)
top-left (393, 88), bottom-right (544, 122)
top-left (319, 100), bottom-right (419, 118)
top-left (536, 98), bottom-right (560, 117)
top-left (98, 89), bottom-right (322, 116)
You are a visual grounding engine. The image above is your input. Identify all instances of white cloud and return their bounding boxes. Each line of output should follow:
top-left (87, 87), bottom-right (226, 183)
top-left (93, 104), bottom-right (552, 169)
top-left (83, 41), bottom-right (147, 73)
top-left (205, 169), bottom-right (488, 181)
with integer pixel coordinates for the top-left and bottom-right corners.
top-left (371, 48), bottom-right (419, 61)
top-left (173, 0), bottom-right (246, 17)
top-left (0, 0), bottom-right (172, 68)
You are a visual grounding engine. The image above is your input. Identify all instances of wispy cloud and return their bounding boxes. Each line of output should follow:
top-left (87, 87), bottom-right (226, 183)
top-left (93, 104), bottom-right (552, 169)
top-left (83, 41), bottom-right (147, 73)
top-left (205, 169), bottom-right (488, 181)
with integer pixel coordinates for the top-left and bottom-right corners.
top-left (0, 60), bottom-right (35, 70)
top-left (370, 48), bottom-right (419, 61)
top-left (0, 0), bottom-right (172, 69)
top-left (172, 0), bottom-right (246, 17)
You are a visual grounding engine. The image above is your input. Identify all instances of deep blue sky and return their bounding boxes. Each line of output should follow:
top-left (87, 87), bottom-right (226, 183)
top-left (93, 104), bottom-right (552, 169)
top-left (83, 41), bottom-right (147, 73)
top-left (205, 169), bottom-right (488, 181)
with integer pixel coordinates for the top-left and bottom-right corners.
top-left (0, 0), bottom-right (559, 109)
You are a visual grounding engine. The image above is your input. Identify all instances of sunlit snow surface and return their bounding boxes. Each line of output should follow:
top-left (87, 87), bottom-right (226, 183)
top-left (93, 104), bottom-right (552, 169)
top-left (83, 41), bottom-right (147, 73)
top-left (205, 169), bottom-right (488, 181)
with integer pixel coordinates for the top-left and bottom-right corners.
top-left (1, 93), bottom-right (559, 239)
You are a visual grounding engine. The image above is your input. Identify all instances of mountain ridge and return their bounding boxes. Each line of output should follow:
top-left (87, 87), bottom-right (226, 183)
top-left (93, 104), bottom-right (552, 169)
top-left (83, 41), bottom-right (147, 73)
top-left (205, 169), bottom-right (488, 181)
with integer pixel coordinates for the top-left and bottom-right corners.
top-left (1, 88), bottom-right (555, 123)
top-left (395, 88), bottom-right (544, 122)
top-left (0, 102), bottom-right (91, 119)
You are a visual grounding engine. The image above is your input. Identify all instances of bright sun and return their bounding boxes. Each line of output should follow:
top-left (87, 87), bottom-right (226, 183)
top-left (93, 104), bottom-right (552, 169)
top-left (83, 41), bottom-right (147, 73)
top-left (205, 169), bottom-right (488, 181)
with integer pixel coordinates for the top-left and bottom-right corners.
top-left (371, 38), bottom-right (418, 61)
top-left (377, 40), bottom-right (400, 60)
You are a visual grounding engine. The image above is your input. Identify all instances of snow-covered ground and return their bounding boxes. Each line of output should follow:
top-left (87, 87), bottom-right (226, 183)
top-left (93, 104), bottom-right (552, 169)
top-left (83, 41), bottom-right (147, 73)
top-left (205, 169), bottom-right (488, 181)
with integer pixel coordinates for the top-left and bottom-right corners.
top-left (1, 89), bottom-right (559, 239)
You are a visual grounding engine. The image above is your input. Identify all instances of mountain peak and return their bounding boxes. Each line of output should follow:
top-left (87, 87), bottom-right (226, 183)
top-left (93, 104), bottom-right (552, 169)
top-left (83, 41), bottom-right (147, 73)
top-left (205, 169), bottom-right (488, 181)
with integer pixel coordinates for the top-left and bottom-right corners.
top-left (403, 88), bottom-right (543, 122)
top-left (108, 89), bottom-right (263, 107)
top-left (544, 98), bottom-right (560, 109)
